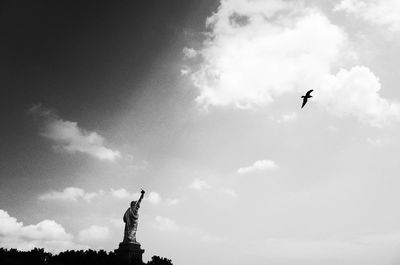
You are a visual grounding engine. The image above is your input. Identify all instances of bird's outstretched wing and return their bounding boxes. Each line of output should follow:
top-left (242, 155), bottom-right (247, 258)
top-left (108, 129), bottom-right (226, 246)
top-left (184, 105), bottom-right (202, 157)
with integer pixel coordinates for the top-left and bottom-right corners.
top-left (301, 98), bottom-right (307, 108)
top-left (305, 89), bottom-right (314, 97)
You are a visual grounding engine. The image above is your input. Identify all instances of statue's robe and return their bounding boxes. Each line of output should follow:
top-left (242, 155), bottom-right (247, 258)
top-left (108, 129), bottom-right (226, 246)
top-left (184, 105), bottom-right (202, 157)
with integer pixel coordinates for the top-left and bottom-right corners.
top-left (123, 202), bottom-right (140, 243)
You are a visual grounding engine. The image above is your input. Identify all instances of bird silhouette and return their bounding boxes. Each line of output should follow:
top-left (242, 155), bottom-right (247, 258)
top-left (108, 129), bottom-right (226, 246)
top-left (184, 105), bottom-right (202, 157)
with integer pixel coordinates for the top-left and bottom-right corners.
top-left (301, 89), bottom-right (313, 108)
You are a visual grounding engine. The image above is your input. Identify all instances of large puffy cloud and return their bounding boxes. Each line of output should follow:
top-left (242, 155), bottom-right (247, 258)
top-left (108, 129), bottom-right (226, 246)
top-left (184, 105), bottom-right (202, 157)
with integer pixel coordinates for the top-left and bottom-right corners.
top-left (191, 0), bottom-right (346, 108)
top-left (335, 0), bottom-right (400, 31)
top-left (188, 0), bottom-right (400, 126)
top-left (319, 66), bottom-right (400, 127)
top-left (0, 209), bottom-right (82, 253)
top-left (30, 105), bottom-right (121, 161)
top-left (0, 210), bottom-right (21, 235)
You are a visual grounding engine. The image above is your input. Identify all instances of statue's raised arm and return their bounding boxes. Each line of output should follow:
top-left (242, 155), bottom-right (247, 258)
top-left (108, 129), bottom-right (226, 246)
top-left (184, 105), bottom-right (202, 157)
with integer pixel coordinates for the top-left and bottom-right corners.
top-left (123, 189), bottom-right (146, 244)
top-left (137, 189), bottom-right (145, 205)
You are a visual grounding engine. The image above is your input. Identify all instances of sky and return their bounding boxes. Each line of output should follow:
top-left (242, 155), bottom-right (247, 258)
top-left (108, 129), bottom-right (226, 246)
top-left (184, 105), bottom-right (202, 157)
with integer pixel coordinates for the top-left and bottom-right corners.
top-left (2, 0), bottom-right (400, 264)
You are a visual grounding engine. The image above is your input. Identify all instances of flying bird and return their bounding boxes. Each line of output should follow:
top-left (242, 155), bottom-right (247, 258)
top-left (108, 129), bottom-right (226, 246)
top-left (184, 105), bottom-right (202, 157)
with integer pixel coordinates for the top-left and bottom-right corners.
top-left (301, 89), bottom-right (313, 108)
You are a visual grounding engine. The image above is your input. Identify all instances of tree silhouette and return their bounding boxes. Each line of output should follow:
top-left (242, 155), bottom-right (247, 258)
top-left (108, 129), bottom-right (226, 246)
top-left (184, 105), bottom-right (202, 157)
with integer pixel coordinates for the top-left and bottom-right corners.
top-left (0, 248), bottom-right (172, 265)
top-left (147, 256), bottom-right (173, 265)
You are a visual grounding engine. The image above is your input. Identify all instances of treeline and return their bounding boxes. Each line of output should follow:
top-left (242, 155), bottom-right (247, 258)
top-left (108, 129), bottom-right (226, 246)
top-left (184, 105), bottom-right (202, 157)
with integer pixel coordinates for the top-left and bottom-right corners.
top-left (0, 248), bottom-right (173, 265)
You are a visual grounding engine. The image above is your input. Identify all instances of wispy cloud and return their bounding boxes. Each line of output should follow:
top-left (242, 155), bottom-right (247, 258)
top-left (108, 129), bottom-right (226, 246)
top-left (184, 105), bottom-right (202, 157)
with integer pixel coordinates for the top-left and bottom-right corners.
top-left (30, 105), bottom-right (121, 161)
top-left (110, 189), bottom-right (161, 204)
top-left (182, 47), bottom-right (198, 59)
top-left (147, 192), bottom-right (161, 204)
top-left (189, 179), bottom-right (237, 197)
top-left (218, 187), bottom-right (237, 197)
top-left (366, 137), bottom-right (383, 146)
top-left (327, 125), bottom-right (339, 133)
top-left (78, 225), bottom-right (110, 242)
top-left (153, 216), bottom-right (180, 232)
top-left (335, 0), bottom-right (400, 31)
top-left (153, 216), bottom-right (226, 245)
top-left (189, 178), bottom-right (211, 191)
top-left (40, 187), bottom-right (162, 204)
top-left (278, 113), bottom-right (297, 123)
top-left (110, 188), bottom-right (140, 200)
top-left (180, 66), bottom-right (191, 76)
top-left (238, 160), bottom-right (278, 174)
top-left (166, 198), bottom-right (180, 206)
top-left (39, 187), bottom-right (100, 203)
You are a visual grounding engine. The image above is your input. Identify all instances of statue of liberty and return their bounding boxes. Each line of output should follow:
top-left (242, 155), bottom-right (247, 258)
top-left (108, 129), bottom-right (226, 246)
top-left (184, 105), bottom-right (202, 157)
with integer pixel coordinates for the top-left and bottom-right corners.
top-left (123, 189), bottom-right (145, 244)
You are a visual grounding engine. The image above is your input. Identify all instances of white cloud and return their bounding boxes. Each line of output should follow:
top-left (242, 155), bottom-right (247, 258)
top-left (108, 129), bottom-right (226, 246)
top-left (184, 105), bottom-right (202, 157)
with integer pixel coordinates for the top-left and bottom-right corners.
top-left (125, 159), bottom-right (149, 172)
top-left (180, 67), bottom-right (191, 76)
top-left (78, 225), bottom-right (110, 242)
top-left (166, 198), bottom-right (180, 206)
top-left (30, 105), bottom-right (121, 161)
top-left (20, 220), bottom-right (71, 241)
top-left (41, 187), bottom-right (163, 206)
top-left (147, 192), bottom-right (161, 204)
top-left (110, 189), bottom-right (161, 204)
top-left (110, 188), bottom-right (130, 199)
top-left (110, 188), bottom-right (139, 200)
top-left (188, 0), bottom-right (400, 126)
top-left (278, 112), bottom-right (297, 123)
top-left (183, 47), bottom-right (198, 58)
top-left (39, 187), bottom-right (99, 203)
top-left (335, 0), bottom-right (400, 31)
top-left (0, 210), bottom-right (22, 235)
top-left (318, 66), bottom-right (400, 127)
top-left (0, 209), bottom-right (81, 253)
top-left (366, 137), bottom-right (383, 146)
top-left (153, 216), bottom-right (180, 232)
top-left (189, 178), bottom-right (211, 191)
top-left (190, 0), bottom-right (347, 109)
top-left (327, 125), bottom-right (339, 133)
top-left (218, 187), bottom-right (237, 197)
top-left (238, 159), bottom-right (278, 174)
top-left (189, 178), bottom-right (237, 198)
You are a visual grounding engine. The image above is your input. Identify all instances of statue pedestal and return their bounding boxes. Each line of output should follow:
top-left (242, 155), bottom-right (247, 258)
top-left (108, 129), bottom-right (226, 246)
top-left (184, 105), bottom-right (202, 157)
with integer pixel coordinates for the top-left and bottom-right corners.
top-left (116, 242), bottom-right (145, 265)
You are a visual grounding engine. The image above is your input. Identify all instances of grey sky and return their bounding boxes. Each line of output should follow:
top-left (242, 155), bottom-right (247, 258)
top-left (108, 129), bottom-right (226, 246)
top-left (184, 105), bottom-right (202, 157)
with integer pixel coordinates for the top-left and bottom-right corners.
top-left (1, 1), bottom-right (400, 265)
